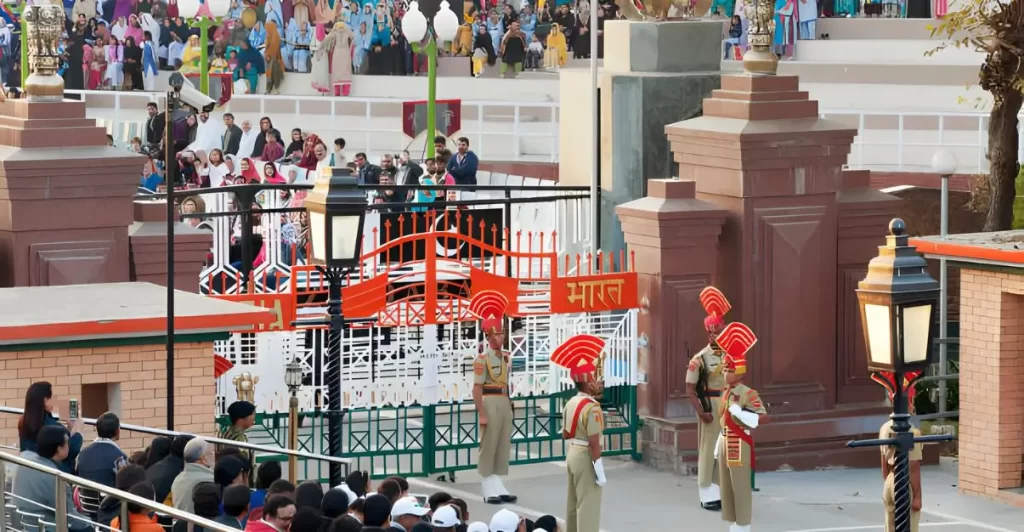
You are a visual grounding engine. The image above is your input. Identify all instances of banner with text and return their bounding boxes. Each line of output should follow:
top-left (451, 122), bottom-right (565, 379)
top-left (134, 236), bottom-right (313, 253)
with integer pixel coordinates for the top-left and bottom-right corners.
top-left (550, 272), bottom-right (639, 314)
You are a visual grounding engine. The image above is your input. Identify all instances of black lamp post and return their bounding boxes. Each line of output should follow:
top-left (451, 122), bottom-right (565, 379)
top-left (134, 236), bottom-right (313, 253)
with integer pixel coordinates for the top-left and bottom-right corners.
top-left (847, 218), bottom-right (953, 532)
top-left (305, 167), bottom-right (366, 487)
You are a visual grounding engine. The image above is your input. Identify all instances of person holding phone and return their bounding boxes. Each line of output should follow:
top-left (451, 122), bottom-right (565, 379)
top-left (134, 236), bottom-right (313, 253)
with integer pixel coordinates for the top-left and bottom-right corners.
top-left (18, 381), bottom-right (84, 473)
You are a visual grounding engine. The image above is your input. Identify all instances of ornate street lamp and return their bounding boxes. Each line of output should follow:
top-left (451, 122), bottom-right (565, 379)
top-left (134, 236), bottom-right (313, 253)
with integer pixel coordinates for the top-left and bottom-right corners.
top-left (178, 0), bottom-right (231, 96)
top-left (848, 218), bottom-right (951, 532)
top-left (402, 0), bottom-right (460, 160)
top-left (305, 167), bottom-right (367, 486)
top-left (284, 358), bottom-right (304, 482)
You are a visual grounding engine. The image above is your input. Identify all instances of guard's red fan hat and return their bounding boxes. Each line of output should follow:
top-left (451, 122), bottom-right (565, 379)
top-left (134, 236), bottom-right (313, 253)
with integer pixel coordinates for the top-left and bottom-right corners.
top-left (551, 334), bottom-right (606, 381)
top-left (700, 286), bottom-right (731, 332)
top-left (470, 290), bottom-right (509, 335)
top-left (871, 371), bottom-right (922, 403)
top-left (717, 322), bottom-right (757, 375)
top-left (213, 354), bottom-right (234, 379)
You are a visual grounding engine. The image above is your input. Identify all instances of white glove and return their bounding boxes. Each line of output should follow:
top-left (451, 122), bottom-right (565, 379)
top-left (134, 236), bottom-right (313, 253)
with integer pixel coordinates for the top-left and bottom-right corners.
top-left (593, 458), bottom-right (607, 487)
top-left (713, 433), bottom-right (722, 459)
top-left (729, 403), bottom-right (760, 429)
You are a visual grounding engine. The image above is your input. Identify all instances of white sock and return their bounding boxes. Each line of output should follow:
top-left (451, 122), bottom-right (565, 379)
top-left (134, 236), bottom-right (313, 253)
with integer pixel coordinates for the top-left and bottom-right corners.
top-left (699, 483), bottom-right (721, 504)
top-left (730, 524), bottom-right (751, 532)
top-left (481, 476), bottom-right (495, 498)
top-left (492, 475), bottom-right (510, 496)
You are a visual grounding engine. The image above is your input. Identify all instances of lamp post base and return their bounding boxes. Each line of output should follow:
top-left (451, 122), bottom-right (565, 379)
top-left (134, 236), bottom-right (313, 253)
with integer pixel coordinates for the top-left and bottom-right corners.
top-left (742, 47), bottom-right (779, 76)
top-left (25, 73), bottom-right (65, 102)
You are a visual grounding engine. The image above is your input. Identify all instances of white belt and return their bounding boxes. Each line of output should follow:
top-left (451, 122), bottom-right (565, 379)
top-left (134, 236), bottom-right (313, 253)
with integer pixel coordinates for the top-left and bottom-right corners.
top-left (569, 439), bottom-right (589, 447)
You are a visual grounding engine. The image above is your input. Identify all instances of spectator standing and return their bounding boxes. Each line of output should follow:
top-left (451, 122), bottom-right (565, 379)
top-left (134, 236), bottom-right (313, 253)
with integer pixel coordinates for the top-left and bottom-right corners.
top-left (110, 483), bottom-right (165, 532)
top-left (76, 412), bottom-right (127, 488)
top-left (250, 460), bottom-right (283, 514)
top-left (446, 137), bottom-right (479, 185)
top-left (354, 152), bottom-right (381, 185)
top-left (223, 113), bottom-right (244, 156)
top-left (395, 150), bottom-right (423, 189)
top-left (146, 434), bottom-right (193, 505)
top-left (171, 438), bottom-right (217, 513)
top-left (18, 381), bottom-right (83, 473)
top-left (330, 138), bottom-right (348, 167)
top-left (145, 102), bottom-right (165, 146)
top-left (13, 426), bottom-right (91, 532)
top-left (499, 20), bottom-right (527, 77)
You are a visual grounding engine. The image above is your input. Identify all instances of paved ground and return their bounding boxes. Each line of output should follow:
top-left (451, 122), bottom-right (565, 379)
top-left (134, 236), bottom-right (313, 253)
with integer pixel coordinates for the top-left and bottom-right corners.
top-left (399, 458), bottom-right (1023, 532)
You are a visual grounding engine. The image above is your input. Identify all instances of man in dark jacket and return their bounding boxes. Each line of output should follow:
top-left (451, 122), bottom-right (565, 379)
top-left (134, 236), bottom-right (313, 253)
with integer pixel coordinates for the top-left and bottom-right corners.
top-left (76, 412), bottom-right (127, 488)
top-left (222, 113), bottom-right (244, 156)
top-left (355, 152), bottom-right (382, 185)
top-left (146, 434), bottom-right (194, 505)
top-left (446, 137), bottom-right (479, 185)
top-left (360, 494), bottom-right (393, 532)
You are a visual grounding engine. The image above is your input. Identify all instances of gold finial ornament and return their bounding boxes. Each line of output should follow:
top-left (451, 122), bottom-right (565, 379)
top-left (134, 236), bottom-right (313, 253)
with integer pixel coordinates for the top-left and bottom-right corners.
top-left (23, 0), bottom-right (66, 100)
top-left (233, 372), bottom-right (259, 403)
top-left (742, 0), bottom-right (780, 76)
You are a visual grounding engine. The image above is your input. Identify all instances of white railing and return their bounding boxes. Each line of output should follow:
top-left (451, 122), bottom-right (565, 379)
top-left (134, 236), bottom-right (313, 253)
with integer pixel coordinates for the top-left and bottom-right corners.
top-left (66, 90), bottom-right (559, 163)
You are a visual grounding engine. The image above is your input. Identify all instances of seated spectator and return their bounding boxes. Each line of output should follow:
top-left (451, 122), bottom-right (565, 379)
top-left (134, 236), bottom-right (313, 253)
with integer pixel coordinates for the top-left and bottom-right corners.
top-left (295, 480), bottom-right (325, 511)
top-left (111, 483), bottom-right (164, 532)
top-left (214, 454), bottom-right (251, 490)
top-left (76, 412), bottom-right (127, 488)
top-left (171, 437), bottom-right (216, 513)
top-left (360, 494), bottom-right (393, 532)
top-left (291, 507), bottom-right (322, 532)
top-left (320, 488), bottom-right (351, 527)
top-left (97, 464), bottom-right (148, 527)
top-left (250, 478), bottom-right (296, 522)
top-left (13, 426), bottom-right (91, 531)
top-left (533, 515), bottom-right (558, 532)
top-left (18, 381), bottom-right (83, 473)
top-left (427, 492), bottom-right (453, 514)
top-left (145, 437), bottom-right (173, 469)
top-left (330, 515), bottom-right (362, 532)
top-left (430, 505), bottom-right (461, 532)
top-left (171, 482), bottom-right (223, 532)
top-left (245, 495), bottom-right (296, 532)
top-left (219, 484), bottom-right (252, 529)
top-left (250, 461), bottom-right (283, 516)
top-left (466, 523), bottom-right (489, 532)
top-left (390, 497), bottom-right (429, 532)
top-left (376, 478), bottom-right (402, 504)
top-left (147, 434), bottom-right (194, 505)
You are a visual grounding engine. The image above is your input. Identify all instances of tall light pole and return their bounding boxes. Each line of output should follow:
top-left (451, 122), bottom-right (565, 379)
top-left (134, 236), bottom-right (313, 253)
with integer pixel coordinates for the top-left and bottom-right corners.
top-left (18, 4), bottom-right (27, 88)
top-left (178, 0), bottom-right (230, 96)
top-left (930, 149), bottom-right (957, 416)
top-left (402, 0), bottom-right (460, 160)
top-left (284, 358), bottom-right (304, 482)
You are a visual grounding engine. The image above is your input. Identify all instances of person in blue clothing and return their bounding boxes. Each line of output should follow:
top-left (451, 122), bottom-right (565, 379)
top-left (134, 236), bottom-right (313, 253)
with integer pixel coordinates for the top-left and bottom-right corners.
top-left (18, 381), bottom-right (83, 473)
top-left (76, 412), bottom-right (128, 489)
top-left (368, 4), bottom-right (394, 75)
top-left (446, 136), bottom-right (479, 185)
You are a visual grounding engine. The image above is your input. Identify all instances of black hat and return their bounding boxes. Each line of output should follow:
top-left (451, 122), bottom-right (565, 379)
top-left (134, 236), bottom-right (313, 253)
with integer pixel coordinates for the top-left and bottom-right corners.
top-left (362, 494), bottom-right (393, 528)
top-left (227, 401), bottom-right (256, 423)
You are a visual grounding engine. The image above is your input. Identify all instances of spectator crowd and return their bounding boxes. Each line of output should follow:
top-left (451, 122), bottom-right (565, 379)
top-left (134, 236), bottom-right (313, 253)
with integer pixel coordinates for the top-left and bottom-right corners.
top-left (9, 381), bottom-right (561, 532)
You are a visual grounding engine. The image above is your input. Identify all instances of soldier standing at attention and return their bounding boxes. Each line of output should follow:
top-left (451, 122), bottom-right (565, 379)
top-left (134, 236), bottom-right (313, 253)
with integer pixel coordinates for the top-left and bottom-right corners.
top-left (715, 322), bottom-right (766, 532)
top-left (552, 334), bottom-right (608, 532)
top-left (470, 291), bottom-right (517, 505)
top-left (685, 286), bottom-right (732, 511)
top-left (873, 371), bottom-right (924, 532)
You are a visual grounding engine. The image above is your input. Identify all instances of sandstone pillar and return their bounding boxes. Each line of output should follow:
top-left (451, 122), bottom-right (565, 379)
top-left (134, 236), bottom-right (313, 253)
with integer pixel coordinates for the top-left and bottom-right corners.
top-left (558, 21), bottom-right (721, 255)
top-left (129, 200), bottom-right (214, 293)
top-left (0, 100), bottom-right (142, 287)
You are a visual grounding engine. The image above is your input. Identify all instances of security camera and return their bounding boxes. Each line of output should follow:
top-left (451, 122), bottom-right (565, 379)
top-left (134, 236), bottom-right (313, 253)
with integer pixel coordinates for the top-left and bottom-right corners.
top-left (168, 73), bottom-right (216, 113)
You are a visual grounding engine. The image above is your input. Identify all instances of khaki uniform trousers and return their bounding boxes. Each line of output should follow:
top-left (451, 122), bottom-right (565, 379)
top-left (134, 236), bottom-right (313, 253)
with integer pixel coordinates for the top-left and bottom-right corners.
top-left (697, 397), bottom-right (722, 489)
top-left (883, 472), bottom-right (920, 532)
top-left (718, 437), bottom-right (753, 526)
top-left (565, 446), bottom-right (602, 532)
top-left (478, 395), bottom-right (513, 477)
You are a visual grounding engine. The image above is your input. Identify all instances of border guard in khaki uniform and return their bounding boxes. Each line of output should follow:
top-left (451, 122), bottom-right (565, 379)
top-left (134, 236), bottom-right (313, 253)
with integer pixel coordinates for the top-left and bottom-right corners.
top-left (470, 290), bottom-right (518, 505)
top-left (873, 371), bottom-right (925, 532)
top-left (715, 322), bottom-right (767, 532)
top-left (552, 334), bottom-right (608, 532)
top-left (685, 286), bottom-right (732, 511)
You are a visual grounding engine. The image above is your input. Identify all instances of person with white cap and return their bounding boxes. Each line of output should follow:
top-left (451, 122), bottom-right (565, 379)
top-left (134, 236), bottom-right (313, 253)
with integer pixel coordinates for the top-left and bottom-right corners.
top-left (430, 505), bottom-right (461, 532)
top-left (390, 496), bottom-right (430, 532)
top-left (552, 335), bottom-right (608, 532)
top-left (488, 508), bottom-right (525, 532)
top-left (466, 522), bottom-right (490, 532)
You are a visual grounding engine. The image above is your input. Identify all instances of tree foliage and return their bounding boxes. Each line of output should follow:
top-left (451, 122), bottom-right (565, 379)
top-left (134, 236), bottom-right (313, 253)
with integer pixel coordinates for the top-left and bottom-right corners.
top-left (929, 0), bottom-right (1024, 231)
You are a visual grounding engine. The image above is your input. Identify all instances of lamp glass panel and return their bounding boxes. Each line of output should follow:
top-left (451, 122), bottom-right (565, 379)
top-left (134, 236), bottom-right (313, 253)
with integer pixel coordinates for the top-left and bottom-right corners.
top-left (864, 304), bottom-right (893, 366)
top-left (331, 215), bottom-right (363, 261)
top-left (433, 6), bottom-right (460, 40)
top-left (309, 211), bottom-right (327, 263)
top-left (900, 304), bottom-right (932, 364)
top-left (285, 364), bottom-right (303, 387)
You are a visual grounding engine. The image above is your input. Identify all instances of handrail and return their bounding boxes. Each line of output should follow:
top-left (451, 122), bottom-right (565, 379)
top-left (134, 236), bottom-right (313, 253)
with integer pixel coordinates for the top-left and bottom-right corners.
top-left (0, 450), bottom-right (237, 532)
top-left (0, 406), bottom-right (352, 470)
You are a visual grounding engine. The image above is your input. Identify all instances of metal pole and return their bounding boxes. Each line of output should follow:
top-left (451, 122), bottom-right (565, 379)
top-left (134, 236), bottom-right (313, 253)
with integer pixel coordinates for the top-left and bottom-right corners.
top-left (426, 35), bottom-right (438, 161)
top-left (20, 12), bottom-right (27, 88)
top-left (938, 173), bottom-right (949, 415)
top-left (589, 1), bottom-right (599, 255)
top-left (326, 268), bottom-right (344, 487)
top-left (891, 373), bottom-right (913, 532)
top-left (165, 89), bottom-right (179, 430)
top-left (0, 459), bottom-right (7, 532)
top-left (54, 477), bottom-right (68, 532)
top-left (289, 393), bottom-right (299, 482)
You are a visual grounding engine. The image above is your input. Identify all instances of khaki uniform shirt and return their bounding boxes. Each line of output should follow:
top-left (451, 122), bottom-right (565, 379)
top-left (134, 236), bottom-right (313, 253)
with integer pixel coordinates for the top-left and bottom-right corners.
top-left (879, 420), bottom-right (924, 465)
top-left (473, 348), bottom-right (510, 388)
top-left (684, 345), bottom-right (727, 393)
top-left (562, 393), bottom-right (604, 442)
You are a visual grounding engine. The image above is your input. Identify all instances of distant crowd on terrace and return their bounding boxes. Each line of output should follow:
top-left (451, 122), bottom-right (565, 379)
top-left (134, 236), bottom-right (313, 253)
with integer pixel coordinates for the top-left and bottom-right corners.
top-left (8, 381), bottom-right (556, 532)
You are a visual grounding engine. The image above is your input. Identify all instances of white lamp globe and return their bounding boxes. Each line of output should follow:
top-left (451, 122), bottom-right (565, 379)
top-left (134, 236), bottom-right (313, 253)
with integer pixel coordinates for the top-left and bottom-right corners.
top-left (402, 2), bottom-right (429, 42)
top-left (208, 0), bottom-right (232, 17)
top-left (178, 0), bottom-right (201, 18)
top-left (433, 0), bottom-right (460, 41)
top-left (931, 149), bottom-right (958, 176)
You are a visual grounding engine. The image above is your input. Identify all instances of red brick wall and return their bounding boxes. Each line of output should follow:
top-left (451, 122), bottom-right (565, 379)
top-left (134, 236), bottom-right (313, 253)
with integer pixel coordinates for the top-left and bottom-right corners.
top-left (958, 268), bottom-right (1024, 507)
top-left (0, 342), bottom-right (217, 453)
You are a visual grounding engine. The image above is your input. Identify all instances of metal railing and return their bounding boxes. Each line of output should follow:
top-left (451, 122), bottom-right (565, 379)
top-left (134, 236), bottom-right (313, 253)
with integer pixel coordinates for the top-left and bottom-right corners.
top-left (65, 90), bottom-right (560, 163)
top-left (0, 450), bottom-right (236, 532)
top-left (0, 407), bottom-right (352, 476)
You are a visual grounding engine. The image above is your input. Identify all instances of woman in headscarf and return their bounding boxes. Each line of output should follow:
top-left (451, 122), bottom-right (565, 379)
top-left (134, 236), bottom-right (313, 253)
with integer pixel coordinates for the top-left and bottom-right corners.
top-left (122, 36), bottom-right (143, 90)
top-left (485, 8), bottom-right (504, 51)
top-left (544, 22), bottom-right (567, 68)
top-left (310, 23), bottom-right (330, 93)
top-left (179, 34), bottom-right (202, 73)
top-left (249, 20), bottom-right (268, 50)
top-left (126, 14), bottom-right (145, 45)
top-left (293, 0), bottom-right (312, 29)
top-left (325, 21), bottom-right (354, 96)
top-left (250, 117), bottom-right (276, 159)
top-left (572, 10), bottom-right (590, 59)
top-left (368, 3), bottom-right (393, 75)
top-left (105, 35), bottom-right (124, 89)
top-left (286, 128), bottom-right (305, 157)
top-left (352, 21), bottom-right (371, 75)
top-left (296, 133), bottom-right (323, 173)
top-left (262, 161), bottom-right (288, 184)
top-left (471, 22), bottom-right (495, 77)
top-left (235, 40), bottom-right (265, 94)
top-left (266, 0), bottom-right (286, 37)
top-left (291, 20), bottom-right (313, 73)
top-left (67, 23), bottom-right (88, 90)
top-left (158, 17), bottom-right (172, 67)
top-left (264, 21), bottom-right (286, 94)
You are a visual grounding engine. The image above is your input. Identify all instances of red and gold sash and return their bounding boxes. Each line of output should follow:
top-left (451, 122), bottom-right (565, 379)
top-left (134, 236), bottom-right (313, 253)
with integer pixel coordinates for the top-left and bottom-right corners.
top-left (722, 386), bottom-right (756, 469)
top-left (563, 396), bottom-right (597, 440)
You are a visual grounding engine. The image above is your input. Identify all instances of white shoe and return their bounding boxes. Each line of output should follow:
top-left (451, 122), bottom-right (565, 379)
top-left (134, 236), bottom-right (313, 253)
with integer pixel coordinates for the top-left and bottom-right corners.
top-left (730, 524), bottom-right (751, 532)
top-left (699, 483), bottom-right (721, 504)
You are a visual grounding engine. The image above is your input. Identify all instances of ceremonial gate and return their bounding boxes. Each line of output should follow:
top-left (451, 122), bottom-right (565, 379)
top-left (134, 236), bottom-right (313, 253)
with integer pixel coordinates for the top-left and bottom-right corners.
top-left (200, 187), bottom-right (640, 481)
